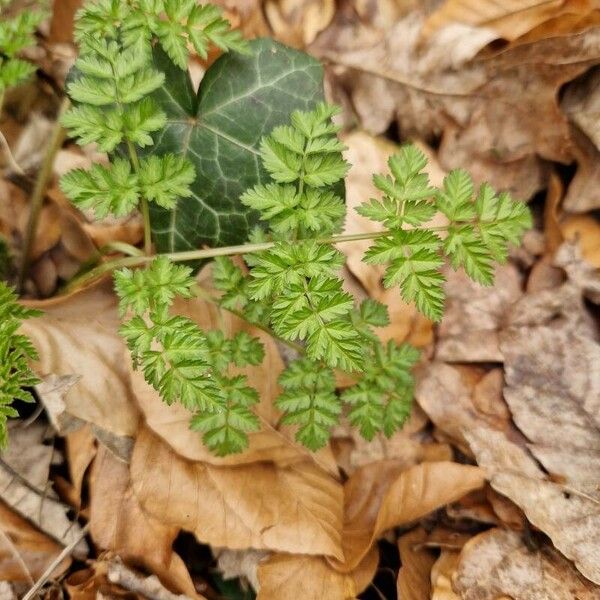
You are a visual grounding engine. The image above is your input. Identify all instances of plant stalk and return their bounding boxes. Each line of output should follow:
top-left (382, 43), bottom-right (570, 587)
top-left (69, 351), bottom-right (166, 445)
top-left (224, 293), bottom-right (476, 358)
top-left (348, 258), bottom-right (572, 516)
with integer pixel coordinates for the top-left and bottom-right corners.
top-left (18, 97), bottom-right (69, 292)
top-left (62, 230), bottom-right (392, 293)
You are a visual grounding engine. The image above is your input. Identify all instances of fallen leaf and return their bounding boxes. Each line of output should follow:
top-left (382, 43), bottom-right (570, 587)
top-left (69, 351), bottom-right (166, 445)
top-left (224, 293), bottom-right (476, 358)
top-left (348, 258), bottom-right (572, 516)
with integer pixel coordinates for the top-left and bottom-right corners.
top-left (435, 264), bottom-right (523, 362)
top-left (561, 215), bottom-right (600, 267)
top-left (431, 550), bottom-right (461, 600)
top-left (397, 527), bottom-right (436, 600)
top-left (313, 6), bottom-right (599, 200)
top-left (0, 501), bottom-right (71, 583)
top-left (257, 548), bottom-right (378, 600)
top-left (130, 426), bottom-right (344, 559)
top-left (89, 446), bottom-right (201, 598)
top-left (23, 281), bottom-right (140, 437)
top-left (61, 425), bottom-right (96, 509)
top-left (416, 363), bottom-right (516, 453)
top-left (265, 0), bottom-right (335, 46)
top-left (454, 528), bottom-right (600, 599)
top-left (423, 0), bottom-right (595, 41)
top-left (554, 240), bottom-right (600, 303)
top-left (0, 423), bottom-right (88, 557)
top-left (332, 460), bottom-right (485, 572)
top-left (466, 427), bottom-right (600, 585)
top-left (501, 296), bottom-right (600, 493)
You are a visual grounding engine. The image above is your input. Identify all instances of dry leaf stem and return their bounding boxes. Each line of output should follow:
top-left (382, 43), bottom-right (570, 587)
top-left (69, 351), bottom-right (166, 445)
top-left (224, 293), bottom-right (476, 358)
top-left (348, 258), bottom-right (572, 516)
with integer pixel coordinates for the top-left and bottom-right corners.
top-left (18, 98), bottom-right (70, 292)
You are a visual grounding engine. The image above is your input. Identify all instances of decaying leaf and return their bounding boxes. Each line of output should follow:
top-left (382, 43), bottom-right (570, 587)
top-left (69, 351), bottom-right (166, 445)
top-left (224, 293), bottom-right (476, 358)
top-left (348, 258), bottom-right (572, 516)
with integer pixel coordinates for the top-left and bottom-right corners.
top-left (131, 426), bottom-right (344, 560)
top-left (0, 423), bottom-right (88, 557)
top-left (22, 281), bottom-right (140, 437)
top-left (331, 460), bottom-right (485, 572)
top-left (466, 427), bottom-right (600, 585)
top-left (416, 364), bottom-right (516, 452)
top-left (436, 264), bottom-right (523, 362)
top-left (397, 527), bottom-right (436, 600)
top-left (89, 446), bottom-right (200, 597)
top-left (454, 528), bottom-right (600, 599)
top-left (257, 548), bottom-right (378, 600)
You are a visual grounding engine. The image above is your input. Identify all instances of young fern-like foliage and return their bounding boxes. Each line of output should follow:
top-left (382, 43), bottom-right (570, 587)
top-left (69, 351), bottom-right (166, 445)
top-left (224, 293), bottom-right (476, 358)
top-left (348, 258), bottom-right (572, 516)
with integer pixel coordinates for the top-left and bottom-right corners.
top-left (0, 0), bottom-right (45, 97)
top-left (0, 282), bottom-right (40, 448)
top-left (55, 2), bottom-right (530, 456)
top-left (359, 148), bottom-right (532, 320)
top-left (60, 0), bottom-right (247, 229)
top-left (115, 256), bottom-right (264, 455)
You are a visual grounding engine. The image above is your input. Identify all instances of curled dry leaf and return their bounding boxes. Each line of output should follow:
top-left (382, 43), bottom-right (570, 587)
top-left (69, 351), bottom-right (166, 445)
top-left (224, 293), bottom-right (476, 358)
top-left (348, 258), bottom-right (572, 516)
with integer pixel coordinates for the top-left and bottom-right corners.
top-left (130, 426), bottom-right (344, 560)
top-left (331, 460), bottom-right (485, 572)
top-left (396, 527), bottom-right (436, 600)
top-left (89, 446), bottom-right (201, 598)
top-left (312, 6), bottom-right (598, 200)
top-left (257, 548), bottom-right (378, 600)
top-left (454, 528), bottom-right (600, 599)
top-left (22, 281), bottom-right (140, 437)
top-left (466, 427), bottom-right (600, 585)
top-left (423, 0), bottom-right (596, 41)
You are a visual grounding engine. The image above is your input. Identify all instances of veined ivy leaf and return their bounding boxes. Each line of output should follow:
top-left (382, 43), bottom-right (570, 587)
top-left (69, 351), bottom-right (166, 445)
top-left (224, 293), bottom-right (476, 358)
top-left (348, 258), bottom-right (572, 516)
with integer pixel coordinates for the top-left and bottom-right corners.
top-left (148, 38), bottom-right (327, 253)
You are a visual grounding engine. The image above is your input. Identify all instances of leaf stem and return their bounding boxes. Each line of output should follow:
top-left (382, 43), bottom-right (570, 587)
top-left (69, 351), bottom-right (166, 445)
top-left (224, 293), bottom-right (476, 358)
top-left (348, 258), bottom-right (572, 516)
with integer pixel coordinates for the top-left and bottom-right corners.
top-left (18, 97), bottom-right (69, 292)
top-left (62, 230), bottom-right (396, 293)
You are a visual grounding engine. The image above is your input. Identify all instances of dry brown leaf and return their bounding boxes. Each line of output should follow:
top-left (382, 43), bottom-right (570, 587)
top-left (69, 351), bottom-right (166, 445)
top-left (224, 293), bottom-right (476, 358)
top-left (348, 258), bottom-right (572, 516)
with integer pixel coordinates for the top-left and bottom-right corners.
top-left (257, 547), bottom-right (378, 600)
top-left (454, 528), bottom-right (600, 599)
top-left (397, 527), bottom-right (436, 600)
top-left (23, 281), bottom-right (140, 437)
top-left (435, 263), bottom-right (523, 362)
top-left (265, 0), bottom-right (335, 47)
top-left (0, 500), bottom-right (71, 583)
top-left (131, 426), bottom-right (344, 559)
top-left (466, 427), bottom-right (600, 586)
top-left (501, 301), bottom-right (600, 493)
top-left (314, 6), bottom-right (599, 200)
top-left (89, 446), bottom-right (201, 598)
top-left (431, 551), bottom-right (461, 600)
top-left (561, 215), bottom-right (600, 267)
top-left (0, 423), bottom-right (88, 557)
top-left (60, 425), bottom-right (96, 509)
top-left (554, 241), bottom-right (600, 303)
top-left (423, 0), bottom-right (595, 41)
top-left (416, 364), bottom-right (516, 453)
top-left (331, 460), bottom-right (485, 572)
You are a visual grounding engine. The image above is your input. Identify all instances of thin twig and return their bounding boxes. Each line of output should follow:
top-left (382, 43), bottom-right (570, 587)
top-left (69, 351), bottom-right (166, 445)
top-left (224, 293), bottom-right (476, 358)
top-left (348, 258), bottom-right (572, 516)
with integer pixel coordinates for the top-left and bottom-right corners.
top-left (22, 522), bottom-right (90, 600)
top-left (18, 97), bottom-right (70, 292)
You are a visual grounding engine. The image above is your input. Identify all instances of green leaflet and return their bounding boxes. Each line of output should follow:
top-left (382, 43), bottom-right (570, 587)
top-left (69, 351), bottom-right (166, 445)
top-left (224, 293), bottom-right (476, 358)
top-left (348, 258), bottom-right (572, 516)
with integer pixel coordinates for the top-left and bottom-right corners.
top-left (147, 38), bottom-right (327, 252)
top-left (0, 282), bottom-right (41, 448)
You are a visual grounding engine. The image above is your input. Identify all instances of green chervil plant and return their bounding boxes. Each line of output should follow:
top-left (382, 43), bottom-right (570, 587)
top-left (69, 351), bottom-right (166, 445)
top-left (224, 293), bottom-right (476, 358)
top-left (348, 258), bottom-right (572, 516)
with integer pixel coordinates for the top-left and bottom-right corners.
top-left (0, 0), bottom-right (45, 108)
top-left (1, 0), bottom-right (531, 454)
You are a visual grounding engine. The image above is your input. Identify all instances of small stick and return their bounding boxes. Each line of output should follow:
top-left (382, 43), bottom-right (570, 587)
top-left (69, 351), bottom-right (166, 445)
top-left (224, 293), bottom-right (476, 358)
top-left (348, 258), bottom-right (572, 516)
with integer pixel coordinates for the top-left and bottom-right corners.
top-left (22, 522), bottom-right (90, 600)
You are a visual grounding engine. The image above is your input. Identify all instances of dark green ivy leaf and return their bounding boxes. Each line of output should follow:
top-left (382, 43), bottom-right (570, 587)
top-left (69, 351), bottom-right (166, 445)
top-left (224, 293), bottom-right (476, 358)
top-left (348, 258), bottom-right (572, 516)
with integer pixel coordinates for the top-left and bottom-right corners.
top-left (148, 38), bottom-right (327, 253)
